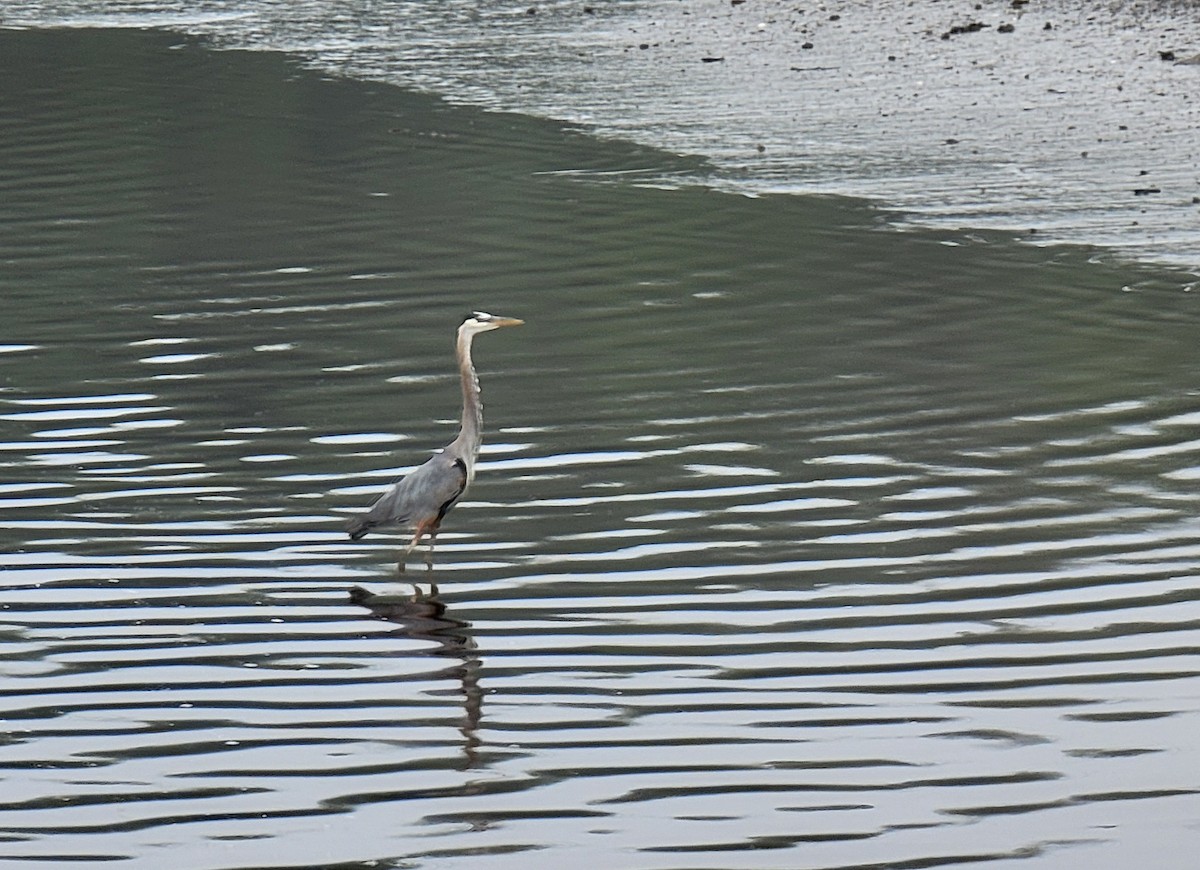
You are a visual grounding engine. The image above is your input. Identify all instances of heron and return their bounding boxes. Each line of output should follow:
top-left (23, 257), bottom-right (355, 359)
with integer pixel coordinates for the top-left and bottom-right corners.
top-left (346, 311), bottom-right (524, 573)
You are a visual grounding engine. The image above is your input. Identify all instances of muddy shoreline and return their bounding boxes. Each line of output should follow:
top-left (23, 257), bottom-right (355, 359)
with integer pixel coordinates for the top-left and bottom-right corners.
top-left (8, 0), bottom-right (1200, 269)
top-left (513, 0), bottom-right (1200, 270)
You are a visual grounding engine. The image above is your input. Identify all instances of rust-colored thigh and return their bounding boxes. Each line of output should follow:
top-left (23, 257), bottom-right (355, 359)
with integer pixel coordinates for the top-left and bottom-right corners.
top-left (411, 517), bottom-right (440, 544)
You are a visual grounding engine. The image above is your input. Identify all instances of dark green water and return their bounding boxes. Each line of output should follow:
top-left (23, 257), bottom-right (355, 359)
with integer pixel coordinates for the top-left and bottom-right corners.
top-left (1, 27), bottom-right (1198, 870)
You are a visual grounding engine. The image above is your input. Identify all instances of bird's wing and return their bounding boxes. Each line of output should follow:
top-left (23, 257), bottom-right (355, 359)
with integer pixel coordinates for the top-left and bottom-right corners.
top-left (361, 451), bottom-right (468, 529)
top-left (414, 452), bottom-right (469, 524)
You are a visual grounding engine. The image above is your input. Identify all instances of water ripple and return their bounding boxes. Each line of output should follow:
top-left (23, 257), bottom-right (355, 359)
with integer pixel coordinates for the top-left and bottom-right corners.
top-left (0, 22), bottom-right (1197, 870)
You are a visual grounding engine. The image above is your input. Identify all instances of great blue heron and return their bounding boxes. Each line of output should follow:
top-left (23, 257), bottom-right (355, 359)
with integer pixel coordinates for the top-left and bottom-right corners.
top-left (346, 311), bottom-right (523, 572)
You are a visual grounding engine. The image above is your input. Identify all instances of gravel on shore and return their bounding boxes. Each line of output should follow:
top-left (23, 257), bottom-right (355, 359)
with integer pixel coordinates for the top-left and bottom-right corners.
top-left (9, 0), bottom-right (1200, 269)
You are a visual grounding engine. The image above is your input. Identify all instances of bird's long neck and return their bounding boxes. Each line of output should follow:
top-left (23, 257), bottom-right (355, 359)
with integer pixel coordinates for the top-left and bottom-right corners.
top-left (453, 326), bottom-right (483, 460)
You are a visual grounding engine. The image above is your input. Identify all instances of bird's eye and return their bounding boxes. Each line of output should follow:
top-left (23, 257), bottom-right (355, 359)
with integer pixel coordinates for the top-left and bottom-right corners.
top-left (473, 311), bottom-right (492, 321)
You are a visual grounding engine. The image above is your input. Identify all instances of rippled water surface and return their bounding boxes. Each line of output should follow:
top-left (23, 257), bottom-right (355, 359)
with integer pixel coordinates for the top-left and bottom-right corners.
top-left (2, 26), bottom-right (1200, 870)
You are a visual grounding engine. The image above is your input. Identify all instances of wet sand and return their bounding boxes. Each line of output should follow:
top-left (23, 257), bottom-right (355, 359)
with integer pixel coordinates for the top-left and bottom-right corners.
top-left (496, 0), bottom-right (1200, 269)
top-left (6, 0), bottom-right (1200, 269)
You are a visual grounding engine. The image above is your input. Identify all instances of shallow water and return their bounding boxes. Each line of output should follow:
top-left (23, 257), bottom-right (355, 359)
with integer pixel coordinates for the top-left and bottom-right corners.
top-left (9, 0), bottom-right (1200, 266)
top-left (1, 25), bottom-right (1199, 870)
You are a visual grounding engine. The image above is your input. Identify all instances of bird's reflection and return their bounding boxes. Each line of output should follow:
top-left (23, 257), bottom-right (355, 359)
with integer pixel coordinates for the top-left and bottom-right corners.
top-left (348, 584), bottom-right (483, 769)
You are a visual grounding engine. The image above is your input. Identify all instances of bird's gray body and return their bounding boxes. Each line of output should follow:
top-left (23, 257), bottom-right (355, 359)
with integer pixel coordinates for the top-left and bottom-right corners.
top-left (346, 311), bottom-right (522, 571)
top-left (346, 449), bottom-right (469, 542)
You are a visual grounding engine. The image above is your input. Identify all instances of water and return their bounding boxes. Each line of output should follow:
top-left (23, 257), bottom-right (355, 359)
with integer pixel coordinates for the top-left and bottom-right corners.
top-left (9, 0), bottom-right (1200, 266)
top-left (1, 24), bottom-right (1199, 870)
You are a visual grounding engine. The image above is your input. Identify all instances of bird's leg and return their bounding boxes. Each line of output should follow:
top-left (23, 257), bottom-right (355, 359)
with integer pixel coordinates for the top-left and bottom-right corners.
top-left (424, 525), bottom-right (440, 572)
top-left (397, 528), bottom-right (425, 576)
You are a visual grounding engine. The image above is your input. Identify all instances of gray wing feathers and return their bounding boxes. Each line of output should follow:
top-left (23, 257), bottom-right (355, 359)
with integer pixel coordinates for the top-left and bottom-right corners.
top-left (346, 452), bottom-right (468, 540)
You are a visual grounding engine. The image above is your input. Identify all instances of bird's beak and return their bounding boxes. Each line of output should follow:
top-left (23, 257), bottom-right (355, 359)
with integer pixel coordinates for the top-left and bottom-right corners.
top-left (492, 316), bottom-right (524, 327)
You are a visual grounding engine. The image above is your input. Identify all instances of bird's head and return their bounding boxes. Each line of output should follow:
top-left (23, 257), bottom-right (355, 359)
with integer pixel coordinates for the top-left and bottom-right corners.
top-left (461, 311), bottom-right (524, 334)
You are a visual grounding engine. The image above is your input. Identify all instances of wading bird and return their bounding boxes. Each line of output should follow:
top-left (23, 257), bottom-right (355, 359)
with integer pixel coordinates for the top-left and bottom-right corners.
top-left (346, 311), bottom-right (523, 572)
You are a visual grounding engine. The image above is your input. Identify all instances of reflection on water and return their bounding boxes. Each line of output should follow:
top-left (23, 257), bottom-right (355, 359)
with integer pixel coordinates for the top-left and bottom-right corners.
top-left (349, 585), bottom-right (483, 771)
top-left (0, 25), bottom-right (1198, 870)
